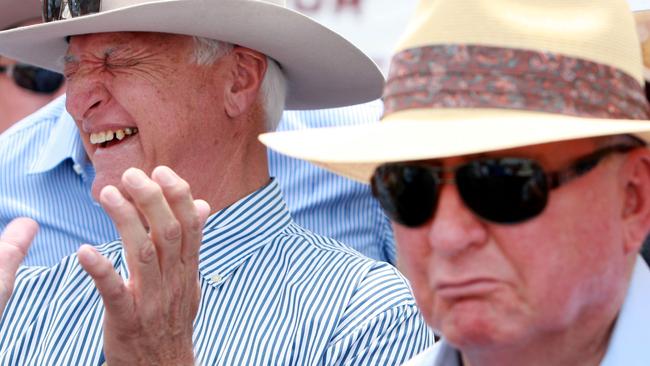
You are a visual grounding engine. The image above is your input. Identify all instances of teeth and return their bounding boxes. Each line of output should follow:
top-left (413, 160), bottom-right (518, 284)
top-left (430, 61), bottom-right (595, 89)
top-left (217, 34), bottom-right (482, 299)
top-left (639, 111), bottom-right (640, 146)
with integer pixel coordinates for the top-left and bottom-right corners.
top-left (90, 128), bottom-right (138, 145)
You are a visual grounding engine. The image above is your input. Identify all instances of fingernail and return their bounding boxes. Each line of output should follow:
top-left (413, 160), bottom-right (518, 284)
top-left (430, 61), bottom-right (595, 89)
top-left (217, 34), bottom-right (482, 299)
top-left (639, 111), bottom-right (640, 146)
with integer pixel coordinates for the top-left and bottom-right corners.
top-left (102, 186), bottom-right (124, 206)
top-left (156, 166), bottom-right (177, 187)
top-left (123, 168), bottom-right (147, 188)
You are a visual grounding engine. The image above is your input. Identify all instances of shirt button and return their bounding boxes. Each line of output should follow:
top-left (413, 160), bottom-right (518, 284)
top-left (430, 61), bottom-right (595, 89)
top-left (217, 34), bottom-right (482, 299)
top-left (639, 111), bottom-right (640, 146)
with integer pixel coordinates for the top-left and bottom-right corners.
top-left (211, 274), bottom-right (223, 283)
top-left (72, 163), bottom-right (83, 175)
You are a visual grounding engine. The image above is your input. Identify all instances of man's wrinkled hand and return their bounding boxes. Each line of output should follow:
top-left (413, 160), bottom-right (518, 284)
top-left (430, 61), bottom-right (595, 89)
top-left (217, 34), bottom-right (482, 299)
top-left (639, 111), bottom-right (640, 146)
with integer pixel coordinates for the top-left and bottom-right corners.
top-left (77, 166), bottom-right (210, 366)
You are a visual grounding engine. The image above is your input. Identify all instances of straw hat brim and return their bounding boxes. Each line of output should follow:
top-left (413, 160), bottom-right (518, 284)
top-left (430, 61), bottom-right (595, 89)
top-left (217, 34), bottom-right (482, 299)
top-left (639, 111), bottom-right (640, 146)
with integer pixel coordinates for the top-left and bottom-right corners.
top-left (0, 0), bottom-right (384, 110)
top-left (259, 109), bottom-right (650, 183)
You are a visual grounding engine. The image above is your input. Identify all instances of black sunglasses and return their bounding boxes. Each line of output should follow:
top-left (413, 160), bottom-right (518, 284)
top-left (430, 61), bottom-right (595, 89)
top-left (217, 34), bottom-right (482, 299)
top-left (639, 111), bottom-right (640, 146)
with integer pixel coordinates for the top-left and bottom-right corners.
top-left (0, 63), bottom-right (64, 94)
top-left (371, 143), bottom-right (645, 227)
top-left (43, 0), bottom-right (101, 22)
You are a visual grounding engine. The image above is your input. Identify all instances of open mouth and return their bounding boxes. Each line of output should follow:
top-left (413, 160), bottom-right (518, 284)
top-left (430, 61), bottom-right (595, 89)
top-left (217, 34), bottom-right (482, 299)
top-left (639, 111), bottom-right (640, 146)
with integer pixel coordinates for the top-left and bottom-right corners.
top-left (90, 127), bottom-right (139, 149)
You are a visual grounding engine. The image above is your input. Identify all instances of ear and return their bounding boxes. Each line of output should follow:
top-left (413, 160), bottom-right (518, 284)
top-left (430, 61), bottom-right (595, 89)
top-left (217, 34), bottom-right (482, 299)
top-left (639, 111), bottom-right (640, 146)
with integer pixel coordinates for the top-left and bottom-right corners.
top-left (223, 46), bottom-right (267, 119)
top-left (620, 148), bottom-right (650, 255)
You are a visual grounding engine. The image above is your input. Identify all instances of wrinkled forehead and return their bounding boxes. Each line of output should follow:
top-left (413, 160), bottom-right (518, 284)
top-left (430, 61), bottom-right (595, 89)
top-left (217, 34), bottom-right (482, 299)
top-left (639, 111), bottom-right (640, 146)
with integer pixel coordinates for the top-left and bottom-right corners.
top-left (64, 31), bottom-right (194, 57)
top-left (68, 31), bottom-right (191, 46)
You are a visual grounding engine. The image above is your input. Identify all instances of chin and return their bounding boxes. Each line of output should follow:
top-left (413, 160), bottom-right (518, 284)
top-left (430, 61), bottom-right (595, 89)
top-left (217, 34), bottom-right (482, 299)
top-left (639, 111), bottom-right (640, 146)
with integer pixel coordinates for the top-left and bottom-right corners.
top-left (438, 301), bottom-right (525, 348)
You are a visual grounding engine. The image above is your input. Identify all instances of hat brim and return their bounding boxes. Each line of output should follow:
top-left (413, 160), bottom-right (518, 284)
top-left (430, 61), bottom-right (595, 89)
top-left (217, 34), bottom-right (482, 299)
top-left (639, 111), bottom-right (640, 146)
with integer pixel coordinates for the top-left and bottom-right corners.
top-left (259, 109), bottom-right (650, 183)
top-left (0, 0), bottom-right (383, 110)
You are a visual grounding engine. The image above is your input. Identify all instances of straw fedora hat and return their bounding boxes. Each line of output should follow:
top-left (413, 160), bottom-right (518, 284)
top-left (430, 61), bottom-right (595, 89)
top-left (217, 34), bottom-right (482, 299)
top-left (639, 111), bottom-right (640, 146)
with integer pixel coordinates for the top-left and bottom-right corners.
top-left (0, 0), bottom-right (383, 110)
top-left (260, 0), bottom-right (650, 183)
top-left (0, 0), bottom-right (40, 30)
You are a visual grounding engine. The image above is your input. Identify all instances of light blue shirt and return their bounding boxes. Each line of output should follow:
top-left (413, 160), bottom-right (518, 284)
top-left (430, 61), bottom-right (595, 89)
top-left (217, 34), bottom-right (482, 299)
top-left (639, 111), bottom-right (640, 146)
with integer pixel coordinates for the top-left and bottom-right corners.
top-left (0, 180), bottom-right (433, 365)
top-left (404, 257), bottom-right (650, 366)
top-left (271, 102), bottom-right (395, 264)
top-left (0, 96), bottom-right (395, 266)
top-left (0, 98), bottom-right (118, 266)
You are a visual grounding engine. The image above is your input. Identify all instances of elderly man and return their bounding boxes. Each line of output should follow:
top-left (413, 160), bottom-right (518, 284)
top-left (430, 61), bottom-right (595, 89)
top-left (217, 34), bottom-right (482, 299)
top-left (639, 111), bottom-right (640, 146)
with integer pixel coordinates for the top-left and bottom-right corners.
top-left (0, 1), bottom-right (394, 267)
top-left (262, 0), bottom-right (650, 364)
top-left (0, 1), bottom-right (64, 133)
top-left (0, 0), bottom-right (431, 364)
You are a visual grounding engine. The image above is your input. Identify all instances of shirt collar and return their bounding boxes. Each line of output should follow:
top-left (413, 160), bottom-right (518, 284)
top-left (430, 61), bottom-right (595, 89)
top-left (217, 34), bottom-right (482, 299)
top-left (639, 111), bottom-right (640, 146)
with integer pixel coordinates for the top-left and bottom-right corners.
top-left (198, 179), bottom-right (292, 287)
top-left (29, 96), bottom-right (89, 174)
top-left (600, 256), bottom-right (650, 365)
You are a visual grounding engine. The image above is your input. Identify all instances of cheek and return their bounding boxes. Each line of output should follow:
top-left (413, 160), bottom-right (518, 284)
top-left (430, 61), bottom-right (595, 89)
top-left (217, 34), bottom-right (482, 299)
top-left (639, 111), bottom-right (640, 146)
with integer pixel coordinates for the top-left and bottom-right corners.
top-left (394, 225), bottom-right (437, 323)
top-left (489, 186), bottom-right (623, 325)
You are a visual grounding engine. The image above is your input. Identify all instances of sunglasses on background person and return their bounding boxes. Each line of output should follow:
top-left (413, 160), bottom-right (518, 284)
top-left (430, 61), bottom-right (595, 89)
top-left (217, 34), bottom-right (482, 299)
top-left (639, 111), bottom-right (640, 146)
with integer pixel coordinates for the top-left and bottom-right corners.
top-left (43, 0), bottom-right (101, 22)
top-left (371, 141), bottom-right (645, 228)
top-left (0, 63), bottom-right (64, 94)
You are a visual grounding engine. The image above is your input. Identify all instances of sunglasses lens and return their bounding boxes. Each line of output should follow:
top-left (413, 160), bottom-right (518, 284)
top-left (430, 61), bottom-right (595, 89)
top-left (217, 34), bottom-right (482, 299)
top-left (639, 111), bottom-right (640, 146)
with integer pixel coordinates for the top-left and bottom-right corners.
top-left (371, 164), bottom-right (438, 227)
top-left (78, 0), bottom-right (101, 15)
top-left (43, 0), bottom-right (100, 21)
top-left (456, 159), bottom-right (549, 223)
top-left (13, 64), bottom-right (64, 94)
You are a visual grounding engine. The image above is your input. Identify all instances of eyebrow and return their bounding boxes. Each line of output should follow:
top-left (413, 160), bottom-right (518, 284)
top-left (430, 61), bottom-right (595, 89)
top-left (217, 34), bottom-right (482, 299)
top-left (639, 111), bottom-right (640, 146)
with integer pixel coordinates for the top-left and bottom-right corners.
top-left (63, 46), bottom-right (121, 66)
top-left (63, 54), bottom-right (79, 66)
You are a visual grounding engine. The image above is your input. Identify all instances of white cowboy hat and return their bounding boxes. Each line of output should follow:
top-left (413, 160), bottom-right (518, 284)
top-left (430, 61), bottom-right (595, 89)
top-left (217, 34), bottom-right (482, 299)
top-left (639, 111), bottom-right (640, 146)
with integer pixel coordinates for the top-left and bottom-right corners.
top-left (260, 0), bottom-right (650, 183)
top-left (0, 0), bottom-right (383, 110)
top-left (0, 0), bottom-right (41, 30)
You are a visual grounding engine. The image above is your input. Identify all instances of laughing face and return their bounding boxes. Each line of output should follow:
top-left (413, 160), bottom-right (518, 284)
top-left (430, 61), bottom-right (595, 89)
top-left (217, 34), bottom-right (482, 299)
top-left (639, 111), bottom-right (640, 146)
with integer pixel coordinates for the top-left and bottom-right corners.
top-left (64, 32), bottom-right (236, 201)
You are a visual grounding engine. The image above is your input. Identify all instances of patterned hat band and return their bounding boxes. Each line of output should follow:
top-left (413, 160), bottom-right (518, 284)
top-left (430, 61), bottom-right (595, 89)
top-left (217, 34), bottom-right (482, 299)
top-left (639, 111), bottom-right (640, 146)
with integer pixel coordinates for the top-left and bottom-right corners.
top-left (383, 45), bottom-right (650, 121)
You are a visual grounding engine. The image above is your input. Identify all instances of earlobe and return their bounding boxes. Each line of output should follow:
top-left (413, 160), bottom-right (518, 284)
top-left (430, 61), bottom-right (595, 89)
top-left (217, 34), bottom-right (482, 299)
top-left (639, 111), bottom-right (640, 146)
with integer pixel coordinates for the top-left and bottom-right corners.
top-left (621, 150), bottom-right (650, 255)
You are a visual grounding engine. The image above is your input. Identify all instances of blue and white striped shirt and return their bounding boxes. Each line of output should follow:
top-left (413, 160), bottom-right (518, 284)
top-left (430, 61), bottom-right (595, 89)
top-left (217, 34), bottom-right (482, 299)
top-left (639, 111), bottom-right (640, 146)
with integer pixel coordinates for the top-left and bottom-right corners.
top-left (0, 180), bottom-right (433, 365)
top-left (272, 102), bottom-right (396, 264)
top-left (0, 97), bottom-right (395, 266)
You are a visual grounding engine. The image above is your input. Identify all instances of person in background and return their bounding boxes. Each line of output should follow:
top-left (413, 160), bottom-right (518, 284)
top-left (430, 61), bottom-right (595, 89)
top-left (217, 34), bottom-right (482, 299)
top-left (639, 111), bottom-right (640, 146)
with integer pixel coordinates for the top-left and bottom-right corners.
top-left (0, 0), bottom-right (64, 133)
top-left (0, 0), bottom-right (430, 364)
top-left (262, 0), bottom-right (650, 364)
top-left (0, 2), bottom-right (394, 267)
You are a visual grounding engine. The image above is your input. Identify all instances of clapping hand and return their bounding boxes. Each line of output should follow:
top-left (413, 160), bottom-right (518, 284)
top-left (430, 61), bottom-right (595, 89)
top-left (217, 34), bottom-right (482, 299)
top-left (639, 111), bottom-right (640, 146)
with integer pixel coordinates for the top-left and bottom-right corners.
top-left (77, 166), bottom-right (210, 366)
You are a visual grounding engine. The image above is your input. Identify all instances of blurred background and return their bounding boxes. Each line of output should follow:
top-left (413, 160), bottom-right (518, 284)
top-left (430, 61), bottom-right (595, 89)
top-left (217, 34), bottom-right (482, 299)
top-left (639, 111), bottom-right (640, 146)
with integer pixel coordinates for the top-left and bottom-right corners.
top-left (288, 0), bottom-right (418, 72)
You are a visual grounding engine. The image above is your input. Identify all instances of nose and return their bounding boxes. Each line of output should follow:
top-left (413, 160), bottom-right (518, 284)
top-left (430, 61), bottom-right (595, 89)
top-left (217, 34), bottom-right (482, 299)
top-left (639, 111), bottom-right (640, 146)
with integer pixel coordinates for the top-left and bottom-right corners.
top-left (426, 184), bottom-right (488, 257)
top-left (65, 67), bottom-right (111, 125)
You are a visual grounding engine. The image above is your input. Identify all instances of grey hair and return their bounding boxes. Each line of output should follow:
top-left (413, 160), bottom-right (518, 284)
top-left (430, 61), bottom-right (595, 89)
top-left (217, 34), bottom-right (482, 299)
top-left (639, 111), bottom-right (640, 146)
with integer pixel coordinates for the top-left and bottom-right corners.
top-left (192, 36), bottom-right (287, 131)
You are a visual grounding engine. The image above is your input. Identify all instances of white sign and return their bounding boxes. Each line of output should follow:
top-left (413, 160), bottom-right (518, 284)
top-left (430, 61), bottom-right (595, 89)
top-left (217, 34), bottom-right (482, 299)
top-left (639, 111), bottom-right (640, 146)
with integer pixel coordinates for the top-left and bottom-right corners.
top-left (288, 0), bottom-right (418, 72)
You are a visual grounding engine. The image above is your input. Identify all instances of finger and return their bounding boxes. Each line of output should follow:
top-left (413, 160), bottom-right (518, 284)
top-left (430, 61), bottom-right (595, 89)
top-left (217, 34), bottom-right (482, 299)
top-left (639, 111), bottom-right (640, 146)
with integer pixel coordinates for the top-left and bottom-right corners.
top-left (0, 218), bottom-right (38, 307)
top-left (78, 244), bottom-right (133, 316)
top-left (151, 167), bottom-right (209, 268)
top-left (99, 184), bottom-right (162, 301)
top-left (0, 218), bottom-right (38, 263)
top-left (194, 200), bottom-right (211, 226)
top-left (123, 167), bottom-right (183, 276)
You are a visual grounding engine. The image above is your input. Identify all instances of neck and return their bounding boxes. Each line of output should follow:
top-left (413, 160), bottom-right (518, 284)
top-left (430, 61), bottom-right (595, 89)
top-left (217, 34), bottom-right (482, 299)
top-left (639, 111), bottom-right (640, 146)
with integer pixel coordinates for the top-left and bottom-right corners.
top-left (460, 260), bottom-right (637, 366)
top-left (191, 125), bottom-right (271, 215)
top-left (461, 323), bottom-right (614, 366)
